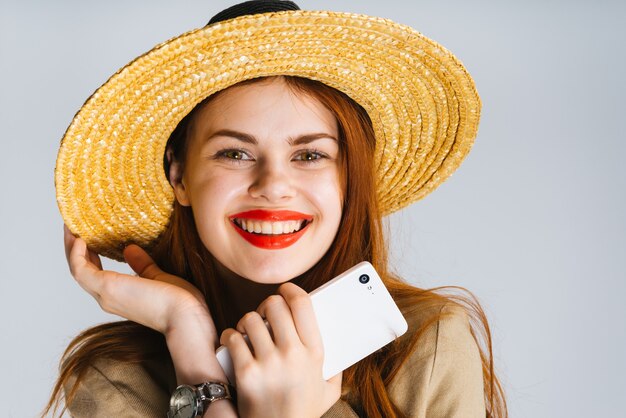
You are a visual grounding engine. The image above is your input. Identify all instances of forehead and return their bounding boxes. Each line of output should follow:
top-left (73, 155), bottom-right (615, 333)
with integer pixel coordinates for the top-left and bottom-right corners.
top-left (191, 77), bottom-right (338, 138)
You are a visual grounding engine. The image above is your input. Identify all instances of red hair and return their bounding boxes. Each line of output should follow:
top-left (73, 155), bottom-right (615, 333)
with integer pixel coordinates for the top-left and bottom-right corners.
top-left (43, 76), bottom-right (506, 417)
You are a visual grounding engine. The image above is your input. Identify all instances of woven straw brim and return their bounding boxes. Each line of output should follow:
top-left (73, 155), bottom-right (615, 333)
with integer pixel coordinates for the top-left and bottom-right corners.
top-left (55, 10), bottom-right (481, 261)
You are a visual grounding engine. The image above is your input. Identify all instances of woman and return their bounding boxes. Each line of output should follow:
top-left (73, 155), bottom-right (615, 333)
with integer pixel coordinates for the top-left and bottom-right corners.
top-left (45, 1), bottom-right (506, 417)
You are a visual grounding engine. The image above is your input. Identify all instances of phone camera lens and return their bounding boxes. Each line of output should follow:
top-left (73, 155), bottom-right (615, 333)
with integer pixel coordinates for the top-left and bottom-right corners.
top-left (359, 274), bottom-right (370, 284)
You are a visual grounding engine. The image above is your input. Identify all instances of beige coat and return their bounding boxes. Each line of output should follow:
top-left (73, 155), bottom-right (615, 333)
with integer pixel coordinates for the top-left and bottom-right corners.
top-left (65, 306), bottom-right (485, 417)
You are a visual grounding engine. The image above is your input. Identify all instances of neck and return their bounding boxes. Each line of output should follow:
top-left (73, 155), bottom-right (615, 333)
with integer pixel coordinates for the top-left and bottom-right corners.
top-left (215, 262), bottom-right (282, 319)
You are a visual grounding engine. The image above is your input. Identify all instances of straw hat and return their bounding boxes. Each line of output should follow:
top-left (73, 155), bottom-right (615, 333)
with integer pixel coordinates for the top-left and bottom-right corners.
top-left (55, 0), bottom-right (481, 261)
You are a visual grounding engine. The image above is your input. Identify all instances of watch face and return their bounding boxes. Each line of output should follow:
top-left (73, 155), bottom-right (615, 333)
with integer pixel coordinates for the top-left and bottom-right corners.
top-left (169, 385), bottom-right (199, 418)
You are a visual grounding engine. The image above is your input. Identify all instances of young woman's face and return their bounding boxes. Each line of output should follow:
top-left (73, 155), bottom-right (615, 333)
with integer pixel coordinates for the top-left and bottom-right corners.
top-left (173, 78), bottom-right (343, 283)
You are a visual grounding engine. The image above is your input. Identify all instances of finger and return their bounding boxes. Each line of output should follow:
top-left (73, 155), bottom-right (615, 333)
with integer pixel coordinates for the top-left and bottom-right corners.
top-left (70, 239), bottom-right (145, 306)
top-left (124, 244), bottom-right (163, 280)
top-left (256, 294), bottom-right (300, 348)
top-left (63, 224), bottom-right (76, 264)
top-left (68, 236), bottom-right (104, 297)
top-left (278, 282), bottom-right (323, 353)
top-left (325, 371), bottom-right (343, 404)
top-left (123, 244), bottom-right (206, 306)
top-left (87, 247), bottom-right (103, 270)
top-left (236, 311), bottom-right (274, 357)
top-left (65, 225), bottom-right (102, 270)
top-left (221, 328), bottom-right (254, 373)
top-left (327, 370), bottom-right (342, 386)
top-left (71, 239), bottom-right (170, 327)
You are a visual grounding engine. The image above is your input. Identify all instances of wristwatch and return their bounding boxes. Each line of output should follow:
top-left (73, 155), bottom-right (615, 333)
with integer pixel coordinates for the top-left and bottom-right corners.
top-left (167, 381), bottom-right (235, 418)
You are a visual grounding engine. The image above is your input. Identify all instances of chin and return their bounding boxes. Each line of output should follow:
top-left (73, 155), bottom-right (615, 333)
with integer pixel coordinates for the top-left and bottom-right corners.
top-left (234, 259), bottom-right (314, 285)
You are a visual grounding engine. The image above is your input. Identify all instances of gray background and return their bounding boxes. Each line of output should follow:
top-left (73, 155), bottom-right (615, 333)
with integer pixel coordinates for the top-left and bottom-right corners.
top-left (1, 0), bottom-right (624, 417)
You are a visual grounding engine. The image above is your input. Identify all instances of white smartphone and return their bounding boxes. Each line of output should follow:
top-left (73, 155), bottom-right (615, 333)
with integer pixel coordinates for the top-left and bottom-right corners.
top-left (215, 261), bottom-right (408, 385)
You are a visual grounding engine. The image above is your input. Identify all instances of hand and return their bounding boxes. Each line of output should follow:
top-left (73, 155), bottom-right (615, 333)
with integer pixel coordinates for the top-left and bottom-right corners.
top-left (220, 282), bottom-right (342, 418)
top-left (64, 225), bottom-right (235, 407)
top-left (63, 225), bottom-right (214, 339)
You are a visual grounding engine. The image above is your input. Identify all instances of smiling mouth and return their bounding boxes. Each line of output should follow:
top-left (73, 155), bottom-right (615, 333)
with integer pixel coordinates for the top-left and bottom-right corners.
top-left (232, 218), bottom-right (311, 235)
top-left (229, 210), bottom-right (313, 249)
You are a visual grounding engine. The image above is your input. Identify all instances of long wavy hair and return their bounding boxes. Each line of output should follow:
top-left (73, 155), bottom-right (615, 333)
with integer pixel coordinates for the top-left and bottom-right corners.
top-left (43, 76), bottom-right (507, 417)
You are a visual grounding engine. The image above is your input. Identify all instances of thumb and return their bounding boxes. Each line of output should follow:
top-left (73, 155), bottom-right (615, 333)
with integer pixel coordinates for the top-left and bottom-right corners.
top-left (123, 244), bottom-right (207, 307)
top-left (123, 244), bottom-right (163, 280)
top-left (324, 371), bottom-right (343, 409)
top-left (327, 371), bottom-right (343, 392)
top-left (327, 371), bottom-right (343, 387)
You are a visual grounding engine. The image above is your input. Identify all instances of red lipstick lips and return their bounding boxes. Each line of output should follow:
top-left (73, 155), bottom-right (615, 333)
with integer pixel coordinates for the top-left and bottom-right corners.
top-left (229, 210), bottom-right (313, 249)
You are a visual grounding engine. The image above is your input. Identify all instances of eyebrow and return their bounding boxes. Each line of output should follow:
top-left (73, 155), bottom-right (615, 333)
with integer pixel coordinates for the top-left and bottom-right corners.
top-left (206, 129), bottom-right (338, 146)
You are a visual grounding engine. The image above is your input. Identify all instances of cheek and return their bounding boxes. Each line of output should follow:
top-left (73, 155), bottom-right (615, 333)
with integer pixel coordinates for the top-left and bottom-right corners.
top-left (187, 172), bottom-right (247, 222)
top-left (305, 170), bottom-right (344, 223)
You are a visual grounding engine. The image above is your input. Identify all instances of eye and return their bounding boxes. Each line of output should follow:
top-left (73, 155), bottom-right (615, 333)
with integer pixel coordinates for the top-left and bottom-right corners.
top-left (223, 150), bottom-right (246, 160)
top-left (215, 148), bottom-right (253, 162)
top-left (293, 150), bottom-right (327, 162)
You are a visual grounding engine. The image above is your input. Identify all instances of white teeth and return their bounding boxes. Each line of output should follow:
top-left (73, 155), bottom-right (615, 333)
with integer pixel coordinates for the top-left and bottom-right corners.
top-left (235, 218), bottom-right (308, 235)
top-left (272, 223), bottom-right (284, 234)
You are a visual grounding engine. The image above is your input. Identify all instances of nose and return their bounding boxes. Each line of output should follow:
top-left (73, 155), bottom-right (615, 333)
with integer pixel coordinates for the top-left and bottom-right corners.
top-left (248, 160), bottom-right (296, 202)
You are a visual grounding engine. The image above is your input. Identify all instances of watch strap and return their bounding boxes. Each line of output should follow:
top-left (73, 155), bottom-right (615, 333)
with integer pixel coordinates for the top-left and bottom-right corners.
top-left (197, 381), bottom-right (236, 405)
